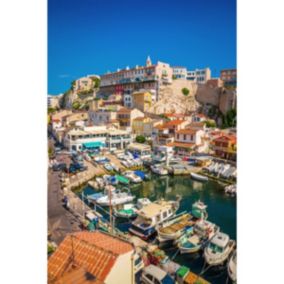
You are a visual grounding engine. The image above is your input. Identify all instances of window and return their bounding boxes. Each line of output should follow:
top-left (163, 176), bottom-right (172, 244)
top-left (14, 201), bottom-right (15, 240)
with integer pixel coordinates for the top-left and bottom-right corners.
top-left (163, 211), bottom-right (167, 219)
top-left (145, 274), bottom-right (153, 282)
top-left (154, 279), bottom-right (160, 284)
top-left (183, 134), bottom-right (186, 140)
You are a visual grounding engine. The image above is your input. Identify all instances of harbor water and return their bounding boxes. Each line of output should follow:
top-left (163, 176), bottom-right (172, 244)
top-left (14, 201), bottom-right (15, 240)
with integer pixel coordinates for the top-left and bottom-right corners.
top-left (79, 174), bottom-right (236, 284)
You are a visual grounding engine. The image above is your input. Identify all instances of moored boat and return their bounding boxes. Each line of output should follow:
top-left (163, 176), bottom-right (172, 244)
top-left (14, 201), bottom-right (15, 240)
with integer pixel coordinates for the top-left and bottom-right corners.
top-left (227, 250), bottom-right (237, 282)
top-left (129, 198), bottom-right (180, 240)
top-left (151, 164), bottom-right (168, 175)
top-left (124, 170), bottom-right (142, 183)
top-left (190, 172), bottom-right (209, 182)
top-left (204, 232), bottom-right (236, 266)
top-left (156, 212), bottom-right (195, 242)
top-left (115, 174), bottom-right (130, 185)
top-left (177, 219), bottom-right (220, 254)
top-left (96, 187), bottom-right (135, 206)
top-left (113, 203), bottom-right (138, 219)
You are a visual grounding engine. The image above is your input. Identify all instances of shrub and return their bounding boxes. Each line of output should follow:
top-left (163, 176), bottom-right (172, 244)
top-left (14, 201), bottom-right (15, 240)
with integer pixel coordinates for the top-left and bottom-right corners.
top-left (181, 88), bottom-right (190, 96)
top-left (136, 135), bottom-right (146, 143)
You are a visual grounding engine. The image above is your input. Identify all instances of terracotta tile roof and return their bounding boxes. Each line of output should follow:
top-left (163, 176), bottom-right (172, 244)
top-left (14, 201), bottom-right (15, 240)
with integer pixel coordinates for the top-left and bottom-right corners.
top-left (164, 119), bottom-right (185, 126)
top-left (48, 231), bottom-right (133, 284)
top-left (117, 107), bottom-right (131, 113)
top-left (133, 116), bottom-right (145, 121)
top-left (167, 141), bottom-right (195, 148)
top-left (213, 134), bottom-right (237, 143)
top-left (176, 128), bottom-right (198, 135)
top-left (164, 113), bottom-right (185, 118)
top-left (189, 122), bottom-right (206, 128)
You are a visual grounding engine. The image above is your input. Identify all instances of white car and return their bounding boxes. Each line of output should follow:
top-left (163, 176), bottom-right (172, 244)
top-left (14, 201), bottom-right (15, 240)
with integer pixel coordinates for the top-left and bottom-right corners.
top-left (141, 265), bottom-right (174, 284)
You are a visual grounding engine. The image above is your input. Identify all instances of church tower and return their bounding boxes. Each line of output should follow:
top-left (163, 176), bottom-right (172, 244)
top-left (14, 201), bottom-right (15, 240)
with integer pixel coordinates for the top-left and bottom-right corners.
top-left (146, 55), bottom-right (152, 67)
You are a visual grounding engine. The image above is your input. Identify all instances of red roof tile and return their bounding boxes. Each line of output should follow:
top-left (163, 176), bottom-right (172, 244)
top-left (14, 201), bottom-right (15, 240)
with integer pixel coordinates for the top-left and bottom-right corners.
top-left (117, 107), bottom-right (131, 113)
top-left (48, 231), bottom-right (133, 284)
top-left (176, 128), bottom-right (198, 135)
top-left (167, 141), bottom-right (195, 148)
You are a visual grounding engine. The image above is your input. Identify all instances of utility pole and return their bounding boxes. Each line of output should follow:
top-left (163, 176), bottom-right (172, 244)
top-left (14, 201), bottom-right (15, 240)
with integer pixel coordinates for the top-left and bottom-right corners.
top-left (108, 187), bottom-right (113, 235)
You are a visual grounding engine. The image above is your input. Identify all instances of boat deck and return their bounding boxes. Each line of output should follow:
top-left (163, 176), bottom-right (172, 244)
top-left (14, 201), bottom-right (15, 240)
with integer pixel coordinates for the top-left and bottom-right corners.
top-left (159, 214), bottom-right (194, 234)
top-left (184, 272), bottom-right (211, 284)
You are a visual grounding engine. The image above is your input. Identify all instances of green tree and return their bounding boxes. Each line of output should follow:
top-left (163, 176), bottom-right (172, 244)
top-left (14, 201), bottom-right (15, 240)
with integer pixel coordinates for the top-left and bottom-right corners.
top-left (48, 107), bottom-right (56, 114)
top-left (136, 135), bottom-right (146, 143)
top-left (181, 87), bottom-right (190, 96)
top-left (72, 101), bottom-right (81, 110)
top-left (205, 120), bottom-right (217, 128)
top-left (222, 108), bottom-right (237, 128)
top-left (92, 77), bottom-right (101, 88)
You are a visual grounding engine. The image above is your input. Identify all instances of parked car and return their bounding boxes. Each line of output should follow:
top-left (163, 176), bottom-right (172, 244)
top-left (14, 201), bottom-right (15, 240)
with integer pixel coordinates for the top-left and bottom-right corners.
top-left (52, 163), bottom-right (67, 172)
top-left (141, 265), bottom-right (174, 284)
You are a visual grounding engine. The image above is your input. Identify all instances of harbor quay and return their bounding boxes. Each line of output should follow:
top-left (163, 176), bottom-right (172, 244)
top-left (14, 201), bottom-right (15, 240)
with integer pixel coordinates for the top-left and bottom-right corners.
top-left (48, 145), bottom-right (236, 284)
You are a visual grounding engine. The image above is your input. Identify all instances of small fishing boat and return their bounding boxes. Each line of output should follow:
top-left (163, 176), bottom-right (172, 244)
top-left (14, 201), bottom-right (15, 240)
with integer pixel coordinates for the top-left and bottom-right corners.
top-left (95, 177), bottom-right (105, 189)
top-left (87, 185), bottom-right (116, 203)
top-left (227, 250), bottom-right (237, 282)
top-left (115, 174), bottom-right (130, 185)
top-left (156, 212), bottom-right (195, 242)
top-left (151, 164), bottom-right (168, 175)
top-left (104, 163), bottom-right (113, 171)
top-left (103, 175), bottom-right (118, 185)
top-left (177, 220), bottom-right (220, 254)
top-left (191, 200), bottom-right (208, 220)
top-left (114, 203), bottom-right (138, 219)
top-left (225, 184), bottom-right (237, 195)
top-left (134, 170), bottom-right (150, 181)
top-left (129, 198), bottom-right (180, 240)
top-left (96, 187), bottom-right (135, 206)
top-left (110, 163), bottom-right (120, 172)
top-left (190, 172), bottom-right (209, 182)
top-left (124, 170), bottom-right (142, 183)
top-left (204, 232), bottom-right (236, 266)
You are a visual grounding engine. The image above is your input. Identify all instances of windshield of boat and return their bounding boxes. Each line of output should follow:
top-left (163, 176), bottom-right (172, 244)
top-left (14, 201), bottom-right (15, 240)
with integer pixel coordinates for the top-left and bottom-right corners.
top-left (209, 243), bottom-right (224, 253)
top-left (161, 274), bottom-right (174, 284)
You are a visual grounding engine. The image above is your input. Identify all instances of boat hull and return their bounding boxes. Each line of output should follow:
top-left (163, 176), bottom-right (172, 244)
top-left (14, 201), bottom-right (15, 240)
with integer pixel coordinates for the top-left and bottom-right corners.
top-left (204, 240), bottom-right (236, 266)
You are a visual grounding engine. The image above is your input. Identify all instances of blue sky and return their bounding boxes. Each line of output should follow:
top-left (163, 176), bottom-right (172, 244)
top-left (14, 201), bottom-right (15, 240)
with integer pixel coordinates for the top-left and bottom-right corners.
top-left (48, 0), bottom-right (236, 94)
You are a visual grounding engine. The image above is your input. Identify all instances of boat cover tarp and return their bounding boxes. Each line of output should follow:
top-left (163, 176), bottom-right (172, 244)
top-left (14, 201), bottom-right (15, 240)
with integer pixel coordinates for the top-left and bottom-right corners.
top-left (116, 175), bottom-right (129, 184)
top-left (134, 170), bottom-right (146, 179)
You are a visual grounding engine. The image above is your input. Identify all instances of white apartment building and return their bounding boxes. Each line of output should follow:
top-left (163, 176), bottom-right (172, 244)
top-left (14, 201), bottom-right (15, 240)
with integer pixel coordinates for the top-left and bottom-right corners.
top-left (187, 68), bottom-right (211, 84)
top-left (64, 126), bottom-right (132, 152)
top-left (99, 57), bottom-right (173, 97)
top-left (172, 66), bottom-right (187, 79)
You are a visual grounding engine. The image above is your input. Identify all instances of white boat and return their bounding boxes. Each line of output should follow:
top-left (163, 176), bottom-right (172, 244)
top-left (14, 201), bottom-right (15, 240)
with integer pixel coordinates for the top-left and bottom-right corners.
top-left (129, 198), bottom-right (180, 240)
top-left (191, 200), bottom-right (208, 220)
top-left (177, 219), bottom-right (220, 254)
top-left (95, 177), bottom-right (105, 189)
top-left (124, 171), bottom-right (142, 183)
top-left (96, 187), bottom-right (135, 206)
top-left (190, 172), bottom-right (208, 182)
top-left (227, 250), bottom-right (237, 282)
top-left (114, 203), bottom-right (138, 219)
top-left (151, 164), bottom-right (168, 175)
top-left (225, 184), bottom-right (237, 195)
top-left (204, 232), bottom-right (236, 266)
top-left (88, 180), bottom-right (98, 189)
top-left (157, 212), bottom-right (195, 242)
top-left (136, 198), bottom-right (152, 209)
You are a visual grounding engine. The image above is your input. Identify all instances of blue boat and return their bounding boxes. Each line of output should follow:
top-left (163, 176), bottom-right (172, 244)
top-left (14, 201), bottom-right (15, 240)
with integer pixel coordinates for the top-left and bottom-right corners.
top-left (134, 170), bottom-right (150, 180)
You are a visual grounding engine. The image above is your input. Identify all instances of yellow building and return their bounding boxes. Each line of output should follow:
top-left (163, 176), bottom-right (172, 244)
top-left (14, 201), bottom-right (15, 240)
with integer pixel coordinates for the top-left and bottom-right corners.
top-left (132, 91), bottom-right (152, 112)
top-left (132, 116), bottom-right (153, 137)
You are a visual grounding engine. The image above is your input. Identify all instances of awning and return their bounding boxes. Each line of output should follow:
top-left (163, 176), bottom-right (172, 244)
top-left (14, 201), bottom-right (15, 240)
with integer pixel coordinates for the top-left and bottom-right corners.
top-left (83, 141), bottom-right (105, 149)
